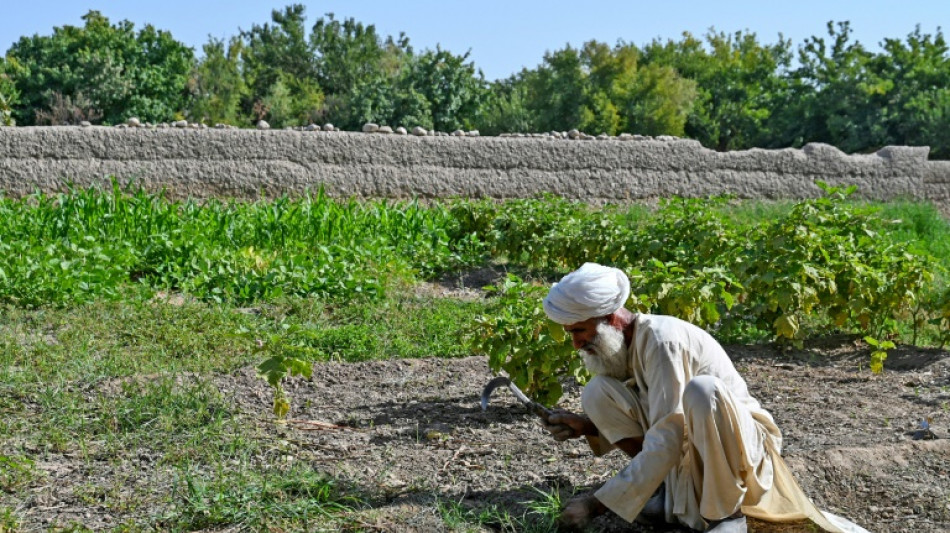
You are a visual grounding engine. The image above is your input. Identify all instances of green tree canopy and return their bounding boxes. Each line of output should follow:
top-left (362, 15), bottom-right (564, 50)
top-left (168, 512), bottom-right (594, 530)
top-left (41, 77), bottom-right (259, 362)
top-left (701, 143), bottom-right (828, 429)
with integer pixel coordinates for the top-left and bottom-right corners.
top-left (476, 77), bottom-right (535, 135)
top-left (310, 13), bottom-right (414, 129)
top-left (515, 41), bottom-right (696, 136)
top-left (6, 10), bottom-right (194, 125)
top-left (239, 4), bottom-right (324, 126)
top-left (310, 11), bottom-right (404, 97)
top-left (239, 5), bottom-right (415, 128)
top-left (5, 7), bottom-right (950, 160)
top-left (343, 46), bottom-right (487, 131)
top-left (522, 45), bottom-right (587, 132)
top-left (777, 22), bottom-right (886, 152)
top-left (0, 56), bottom-right (20, 125)
top-left (642, 30), bottom-right (791, 150)
top-left (876, 27), bottom-right (950, 158)
top-left (188, 37), bottom-right (247, 125)
top-left (396, 47), bottom-right (487, 131)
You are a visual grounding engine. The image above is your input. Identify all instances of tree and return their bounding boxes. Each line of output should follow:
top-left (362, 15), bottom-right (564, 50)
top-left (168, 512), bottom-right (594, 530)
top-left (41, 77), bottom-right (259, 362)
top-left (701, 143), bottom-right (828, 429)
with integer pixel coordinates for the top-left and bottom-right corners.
top-left (776, 22), bottom-right (886, 152)
top-left (6, 10), bottom-right (194, 125)
top-left (515, 41), bottom-right (695, 136)
top-left (188, 37), bottom-right (247, 125)
top-left (0, 56), bottom-right (20, 126)
top-left (341, 46), bottom-right (487, 132)
top-left (310, 12), bottom-right (401, 96)
top-left (240, 4), bottom-right (324, 126)
top-left (580, 89), bottom-right (621, 135)
top-left (642, 30), bottom-right (791, 150)
top-left (397, 47), bottom-right (486, 131)
top-left (622, 62), bottom-right (697, 136)
top-left (308, 11), bottom-right (413, 129)
top-left (581, 40), bottom-right (696, 136)
top-left (344, 79), bottom-right (398, 127)
top-left (876, 27), bottom-right (950, 158)
top-left (475, 77), bottom-right (536, 135)
top-left (522, 45), bottom-right (587, 132)
top-left (577, 41), bottom-right (633, 134)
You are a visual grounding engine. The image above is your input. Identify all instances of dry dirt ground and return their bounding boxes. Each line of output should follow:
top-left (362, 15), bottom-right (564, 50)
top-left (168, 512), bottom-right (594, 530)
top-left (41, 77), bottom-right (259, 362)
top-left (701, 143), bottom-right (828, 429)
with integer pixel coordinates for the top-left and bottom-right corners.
top-left (221, 335), bottom-right (950, 533)
top-left (12, 338), bottom-right (950, 532)
top-left (11, 286), bottom-right (950, 533)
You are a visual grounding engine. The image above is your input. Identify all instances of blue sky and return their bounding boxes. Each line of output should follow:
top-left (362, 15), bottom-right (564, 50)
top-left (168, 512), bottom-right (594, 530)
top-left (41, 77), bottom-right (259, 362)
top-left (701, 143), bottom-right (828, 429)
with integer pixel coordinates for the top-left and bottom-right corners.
top-left (2, 1), bottom-right (947, 81)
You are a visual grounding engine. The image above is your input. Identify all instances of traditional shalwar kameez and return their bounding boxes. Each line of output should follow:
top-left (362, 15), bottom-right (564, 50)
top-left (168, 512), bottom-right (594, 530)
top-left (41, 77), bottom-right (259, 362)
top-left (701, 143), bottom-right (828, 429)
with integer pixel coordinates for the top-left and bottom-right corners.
top-left (583, 313), bottom-right (870, 533)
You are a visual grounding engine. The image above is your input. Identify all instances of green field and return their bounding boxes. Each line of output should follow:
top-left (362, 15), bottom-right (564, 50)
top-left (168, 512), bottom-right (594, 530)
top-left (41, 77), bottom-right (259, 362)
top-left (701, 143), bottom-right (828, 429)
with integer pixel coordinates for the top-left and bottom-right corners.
top-left (1, 183), bottom-right (949, 530)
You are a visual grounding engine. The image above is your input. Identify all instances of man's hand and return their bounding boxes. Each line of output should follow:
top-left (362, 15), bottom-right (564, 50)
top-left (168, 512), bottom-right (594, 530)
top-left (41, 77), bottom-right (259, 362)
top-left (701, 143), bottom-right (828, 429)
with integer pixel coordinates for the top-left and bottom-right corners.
top-left (558, 492), bottom-right (608, 530)
top-left (542, 409), bottom-right (596, 441)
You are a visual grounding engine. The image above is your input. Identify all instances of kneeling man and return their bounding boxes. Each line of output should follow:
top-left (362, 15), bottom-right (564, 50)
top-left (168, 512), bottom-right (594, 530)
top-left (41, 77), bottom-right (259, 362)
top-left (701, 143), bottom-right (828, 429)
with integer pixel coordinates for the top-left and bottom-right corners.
top-left (541, 263), bottom-right (869, 533)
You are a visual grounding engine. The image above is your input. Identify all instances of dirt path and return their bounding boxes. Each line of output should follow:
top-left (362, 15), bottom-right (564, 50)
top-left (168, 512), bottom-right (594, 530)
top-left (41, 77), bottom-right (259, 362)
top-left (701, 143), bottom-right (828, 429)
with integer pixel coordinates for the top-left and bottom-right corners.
top-left (223, 338), bottom-right (950, 532)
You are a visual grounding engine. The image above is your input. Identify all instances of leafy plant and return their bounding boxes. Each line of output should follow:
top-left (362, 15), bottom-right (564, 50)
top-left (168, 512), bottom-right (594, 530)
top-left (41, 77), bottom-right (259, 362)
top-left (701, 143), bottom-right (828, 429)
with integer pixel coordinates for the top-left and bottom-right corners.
top-left (864, 335), bottom-right (895, 374)
top-left (736, 182), bottom-right (932, 346)
top-left (631, 262), bottom-right (743, 330)
top-left (250, 324), bottom-right (314, 420)
top-left (469, 274), bottom-right (580, 406)
top-left (460, 184), bottom-right (940, 378)
top-left (0, 507), bottom-right (20, 533)
top-left (2, 181), bottom-right (946, 383)
top-left (0, 182), bottom-right (484, 307)
top-left (0, 454), bottom-right (36, 492)
top-left (6, 10), bottom-right (194, 125)
top-left (929, 286), bottom-right (950, 349)
top-left (0, 58), bottom-right (17, 126)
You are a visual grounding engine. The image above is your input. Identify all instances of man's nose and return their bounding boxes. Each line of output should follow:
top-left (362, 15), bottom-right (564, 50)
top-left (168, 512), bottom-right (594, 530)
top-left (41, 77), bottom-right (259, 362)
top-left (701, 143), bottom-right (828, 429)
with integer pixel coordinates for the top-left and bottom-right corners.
top-left (571, 334), bottom-right (585, 349)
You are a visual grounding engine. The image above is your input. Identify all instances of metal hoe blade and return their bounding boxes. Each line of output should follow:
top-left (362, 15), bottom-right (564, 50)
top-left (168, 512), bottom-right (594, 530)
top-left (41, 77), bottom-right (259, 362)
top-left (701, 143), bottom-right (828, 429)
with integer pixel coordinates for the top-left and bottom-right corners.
top-left (480, 376), bottom-right (552, 419)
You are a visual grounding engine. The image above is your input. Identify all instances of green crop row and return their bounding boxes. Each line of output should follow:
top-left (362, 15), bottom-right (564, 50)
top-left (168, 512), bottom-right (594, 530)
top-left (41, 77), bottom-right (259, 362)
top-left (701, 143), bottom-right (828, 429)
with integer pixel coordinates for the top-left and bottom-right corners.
top-left (0, 180), bottom-right (483, 306)
top-left (459, 184), bottom-right (950, 401)
top-left (3, 182), bottom-right (948, 345)
top-left (457, 184), bottom-right (950, 344)
top-left (2, 180), bottom-right (949, 405)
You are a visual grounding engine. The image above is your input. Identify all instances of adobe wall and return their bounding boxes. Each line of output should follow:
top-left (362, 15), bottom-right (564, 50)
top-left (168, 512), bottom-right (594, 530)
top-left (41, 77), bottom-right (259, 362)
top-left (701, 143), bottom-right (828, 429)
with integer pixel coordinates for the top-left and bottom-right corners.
top-left (1, 127), bottom-right (948, 208)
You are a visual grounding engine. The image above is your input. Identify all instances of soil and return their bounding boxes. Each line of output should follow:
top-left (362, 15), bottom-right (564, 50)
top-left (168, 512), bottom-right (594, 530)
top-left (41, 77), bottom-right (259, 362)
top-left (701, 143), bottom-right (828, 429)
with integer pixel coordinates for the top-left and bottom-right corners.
top-left (12, 293), bottom-right (950, 532)
top-left (221, 336), bottom-right (950, 533)
top-left (14, 347), bottom-right (950, 533)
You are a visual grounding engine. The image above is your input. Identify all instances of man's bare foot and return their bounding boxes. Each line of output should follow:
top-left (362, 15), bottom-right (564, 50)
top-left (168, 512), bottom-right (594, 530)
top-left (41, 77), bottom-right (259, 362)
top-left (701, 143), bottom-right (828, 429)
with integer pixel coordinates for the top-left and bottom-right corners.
top-left (557, 492), bottom-right (607, 530)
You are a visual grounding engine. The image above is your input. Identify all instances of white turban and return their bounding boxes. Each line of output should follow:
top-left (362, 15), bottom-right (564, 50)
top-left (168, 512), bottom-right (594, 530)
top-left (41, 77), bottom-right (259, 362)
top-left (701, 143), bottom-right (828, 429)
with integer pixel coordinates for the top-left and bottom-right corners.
top-left (543, 263), bottom-right (631, 325)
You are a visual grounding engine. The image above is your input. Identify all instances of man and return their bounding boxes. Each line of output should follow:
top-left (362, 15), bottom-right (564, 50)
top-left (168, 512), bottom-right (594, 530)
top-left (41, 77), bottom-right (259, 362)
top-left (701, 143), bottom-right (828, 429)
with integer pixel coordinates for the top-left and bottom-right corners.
top-left (540, 263), bottom-right (869, 533)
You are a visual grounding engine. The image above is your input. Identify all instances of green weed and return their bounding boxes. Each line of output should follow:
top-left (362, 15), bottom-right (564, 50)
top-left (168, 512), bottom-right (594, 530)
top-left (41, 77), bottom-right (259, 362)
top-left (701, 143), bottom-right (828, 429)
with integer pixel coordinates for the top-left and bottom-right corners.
top-left (0, 454), bottom-right (38, 493)
top-left (0, 507), bottom-right (20, 533)
top-left (436, 486), bottom-right (563, 532)
top-left (159, 465), bottom-right (356, 531)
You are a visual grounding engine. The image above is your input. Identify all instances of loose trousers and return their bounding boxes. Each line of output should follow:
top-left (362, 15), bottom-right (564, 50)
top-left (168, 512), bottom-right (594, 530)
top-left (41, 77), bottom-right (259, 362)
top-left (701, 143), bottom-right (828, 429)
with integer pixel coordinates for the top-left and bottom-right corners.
top-left (582, 375), bottom-right (773, 529)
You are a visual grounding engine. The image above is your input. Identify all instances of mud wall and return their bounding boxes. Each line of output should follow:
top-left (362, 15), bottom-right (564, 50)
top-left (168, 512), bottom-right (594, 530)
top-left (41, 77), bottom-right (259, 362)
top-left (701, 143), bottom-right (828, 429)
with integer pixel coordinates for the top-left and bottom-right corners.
top-left (1, 126), bottom-right (948, 206)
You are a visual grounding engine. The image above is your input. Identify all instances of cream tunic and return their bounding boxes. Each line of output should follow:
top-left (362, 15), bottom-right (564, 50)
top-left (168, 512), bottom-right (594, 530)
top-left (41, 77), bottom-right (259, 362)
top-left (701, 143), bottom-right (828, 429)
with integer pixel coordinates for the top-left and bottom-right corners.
top-left (584, 313), bottom-right (870, 532)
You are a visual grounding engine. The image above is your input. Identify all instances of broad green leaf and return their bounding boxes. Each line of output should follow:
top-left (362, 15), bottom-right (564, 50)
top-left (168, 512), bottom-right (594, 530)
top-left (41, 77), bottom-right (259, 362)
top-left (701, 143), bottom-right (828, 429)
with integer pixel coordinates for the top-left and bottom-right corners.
top-left (774, 314), bottom-right (799, 339)
top-left (273, 397), bottom-right (290, 419)
top-left (722, 291), bottom-right (735, 309)
top-left (547, 320), bottom-right (565, 343)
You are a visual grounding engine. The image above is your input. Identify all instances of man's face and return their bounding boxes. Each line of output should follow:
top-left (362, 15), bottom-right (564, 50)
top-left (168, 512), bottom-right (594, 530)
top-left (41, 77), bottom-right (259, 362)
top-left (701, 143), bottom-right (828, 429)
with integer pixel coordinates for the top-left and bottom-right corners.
top-left (564, 317), bottom-right (601, 350)
top-left (565, 318), bottom-right (628, 379)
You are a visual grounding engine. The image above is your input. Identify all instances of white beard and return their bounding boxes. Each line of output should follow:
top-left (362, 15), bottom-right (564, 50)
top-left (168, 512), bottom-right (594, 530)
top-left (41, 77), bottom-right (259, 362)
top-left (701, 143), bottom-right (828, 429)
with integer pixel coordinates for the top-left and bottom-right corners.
top-left (579, 321), bottom-right (629, 379)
